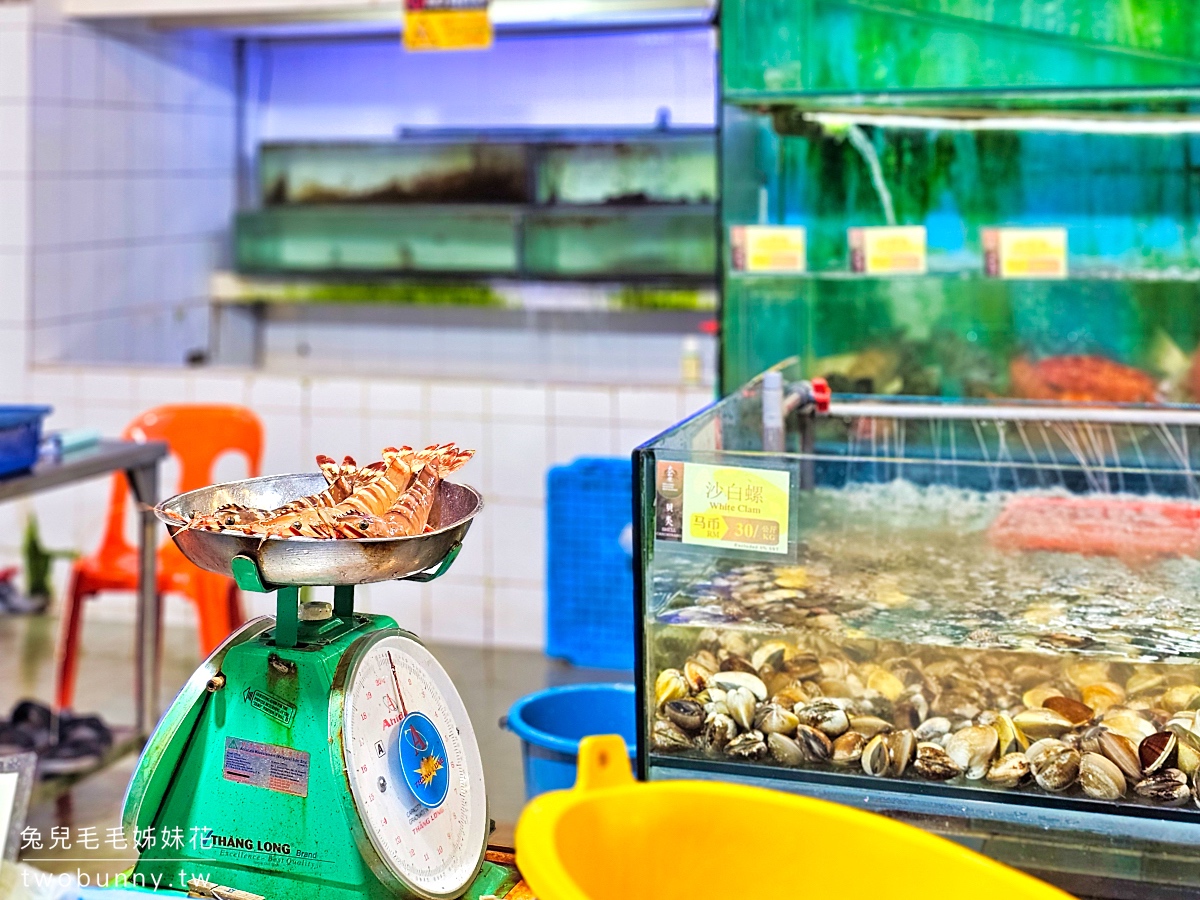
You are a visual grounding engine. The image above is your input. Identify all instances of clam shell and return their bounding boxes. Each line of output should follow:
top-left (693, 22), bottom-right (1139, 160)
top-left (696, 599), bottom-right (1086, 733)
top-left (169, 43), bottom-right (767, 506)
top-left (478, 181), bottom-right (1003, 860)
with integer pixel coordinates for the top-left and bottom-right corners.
top-left (652, 717), bottom-right (692, 752)
top-left (754, 703), bottom-right (800, 736)
top-left (724, 729), bottom-right (767, 760)
top-left (664, 699), bottom-right (705, 733)
top-left (945, 725), bottom-right (999, 780)
top-left (683, 659), bottom-right (715, 693)
top-left (1026, 737), bottom-right (1069, 768)
top-left (751, 640), bottom-right (791, 672)
top-left (767, 732), bottom-right (805, 767)
top-left (848, 715), bottom-right (892, 739)
top-left (914, 717), bottom-right (952, 742)
top-left (1065, 661), bottom-right (1111, 690)
top-left (1168, 723), bottom-right (1200, 776)
top-left (711, 671), bottom-right (768, 701)
top-left (1126, 671), bottom-right (1167, 698)
top-left (986, 753), bottom-right (1031, 788)
top-left (994, 713), bottom-right (1027, 756)
top-left (784, 654), bottom-right (822, 681)
top-left (1139, 731), bottom-right (1178, 775)
top-left (796, 700), bottom-right (851, 738)
top-left (831, 731), bottom-right (866, 766)
top-left (1134, 768), bottom-right (1191, 805)
top-left (1080, 682), bottom-right (1126, 714)
top-left (1022, 685), bottom-right (1064, 709)
top-left (1079, 752), bottom-right (1126, 800)
top-left (1163, 685), bottom-right (1200, 714)
top-left (1032, 745), bottom-right (1080, 792)
top-left (887, 729), bottom-right (917, 776)
top-left (1094, 729), bottom-right (1143, 784)
top-left (726, 687), bottom-right (757, 731)
top-left (719, 655), bottom-right (758, 676)
top-left (702, 712), bottom-right (737, 751)
top-left (1042, 695), bottom-right (1094, 726)
top-left (655, 669), bottom-right (688, 708)
top-left (1102, 711), bottom-right (1157, 744)
top-left (771, 686), bottom-right (808, 710)
top-left (867, 668), bottom-right (906, 703)
top-left (795, 723), bottom-right (833, 762)
top-left (861, 734), bottom-right (891, 777)
top-left (912, 742), bottom-right (962, 781)
top-left (704, 699), bottom-right (731, 718)
top-left (1013, 708), bottom-right (1074, 740)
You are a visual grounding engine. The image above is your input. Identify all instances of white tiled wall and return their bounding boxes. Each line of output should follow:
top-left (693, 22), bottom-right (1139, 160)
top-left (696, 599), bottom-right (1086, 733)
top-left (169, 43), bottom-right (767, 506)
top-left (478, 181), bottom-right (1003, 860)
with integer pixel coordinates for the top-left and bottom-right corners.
top-left (0, 3), bottom-right (31, 405)
top-left (0, 7), bottom-right (720, 653)
top-left (27, 3), bottom-right (236, 367)
top-left (4, 366), bottom-right (712, 649)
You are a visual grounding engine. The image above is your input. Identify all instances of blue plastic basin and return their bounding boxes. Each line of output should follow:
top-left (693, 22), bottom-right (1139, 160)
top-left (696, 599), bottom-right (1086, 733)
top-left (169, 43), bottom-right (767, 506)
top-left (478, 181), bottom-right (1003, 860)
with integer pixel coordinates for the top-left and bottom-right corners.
top-left (504, 683), bottom-right (636, 799)
top-left (0, 405), bottom-right (51, 478)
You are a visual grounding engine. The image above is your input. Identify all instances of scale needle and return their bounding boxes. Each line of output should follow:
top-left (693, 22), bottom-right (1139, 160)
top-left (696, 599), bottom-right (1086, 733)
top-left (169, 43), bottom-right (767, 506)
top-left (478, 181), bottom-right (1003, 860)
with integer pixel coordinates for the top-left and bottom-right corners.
top-left (387, 651), bottom-right (408, 718)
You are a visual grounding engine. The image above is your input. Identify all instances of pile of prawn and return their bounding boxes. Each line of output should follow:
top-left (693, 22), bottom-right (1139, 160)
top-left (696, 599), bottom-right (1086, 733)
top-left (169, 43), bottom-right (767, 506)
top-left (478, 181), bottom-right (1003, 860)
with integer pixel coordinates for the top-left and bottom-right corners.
top-left (163, 443), bottom-right (474, 540)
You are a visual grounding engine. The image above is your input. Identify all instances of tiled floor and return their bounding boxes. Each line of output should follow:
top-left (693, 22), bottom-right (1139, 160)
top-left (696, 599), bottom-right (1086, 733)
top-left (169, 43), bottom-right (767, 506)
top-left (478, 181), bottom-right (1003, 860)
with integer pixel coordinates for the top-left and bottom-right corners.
top-left (0, 614), bottom-right (630, 878)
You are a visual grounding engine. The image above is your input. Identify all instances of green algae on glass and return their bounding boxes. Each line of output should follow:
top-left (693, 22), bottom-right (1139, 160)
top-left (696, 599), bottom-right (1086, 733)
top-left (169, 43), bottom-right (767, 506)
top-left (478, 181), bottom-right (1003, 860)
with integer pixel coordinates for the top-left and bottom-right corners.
top-left (614, 287), bottom-right (714, 311)
top-left (235, 206), bottom-right (522, 274)
top-left (537, 136), bottom-right (717, 205)
top-left (724, 0), bottom-right (1200, 97)
top-left (720, 272), bottom-right (1200, 394)
top-left (524, 206), bottom-right (718, 278)
top-left (284, 281), bottom-right (504, 307)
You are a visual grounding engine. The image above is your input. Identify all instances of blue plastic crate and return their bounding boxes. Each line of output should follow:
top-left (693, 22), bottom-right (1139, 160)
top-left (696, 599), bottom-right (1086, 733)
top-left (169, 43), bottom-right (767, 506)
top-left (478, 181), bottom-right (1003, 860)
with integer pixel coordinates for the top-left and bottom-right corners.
top-left (0, 405), bottom-right (51, 478)
top-left (546, 457), bottom-right (634, 670)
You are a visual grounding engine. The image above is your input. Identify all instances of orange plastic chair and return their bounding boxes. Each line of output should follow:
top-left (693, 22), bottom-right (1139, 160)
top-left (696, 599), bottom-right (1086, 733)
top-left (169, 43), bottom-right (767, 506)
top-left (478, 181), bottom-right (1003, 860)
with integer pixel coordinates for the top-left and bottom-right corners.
top-left (55, 405), bottom-right (264, 711)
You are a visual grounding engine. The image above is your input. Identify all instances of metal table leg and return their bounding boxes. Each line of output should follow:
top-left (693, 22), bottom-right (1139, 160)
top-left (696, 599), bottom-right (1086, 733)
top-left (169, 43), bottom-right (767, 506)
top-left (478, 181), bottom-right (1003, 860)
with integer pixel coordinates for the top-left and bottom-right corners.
top-left (126, 461), bottom-right (161, 738)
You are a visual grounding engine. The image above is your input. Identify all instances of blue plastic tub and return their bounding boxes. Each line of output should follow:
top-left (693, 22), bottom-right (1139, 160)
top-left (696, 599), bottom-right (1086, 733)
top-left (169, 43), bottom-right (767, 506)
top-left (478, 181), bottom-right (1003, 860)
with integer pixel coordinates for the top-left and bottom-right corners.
top-left (504, 683), bottom-right (636, 799)
top-left (546, 458), bottom-right (634, 669)
top-left (0, 406), bottom-right (51, 477)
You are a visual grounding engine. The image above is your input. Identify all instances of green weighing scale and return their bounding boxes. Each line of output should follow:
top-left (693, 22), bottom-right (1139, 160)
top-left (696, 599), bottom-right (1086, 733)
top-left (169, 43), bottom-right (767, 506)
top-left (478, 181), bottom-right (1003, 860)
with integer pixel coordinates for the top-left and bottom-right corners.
top-left (124, 473), bottom-right (517, 900)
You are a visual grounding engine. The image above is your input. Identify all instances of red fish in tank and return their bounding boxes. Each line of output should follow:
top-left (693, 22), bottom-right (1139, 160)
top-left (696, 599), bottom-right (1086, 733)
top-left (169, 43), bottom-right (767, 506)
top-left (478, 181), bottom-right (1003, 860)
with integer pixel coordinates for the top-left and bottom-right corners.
top-left (1008, 355), bottom-right (1159, 403)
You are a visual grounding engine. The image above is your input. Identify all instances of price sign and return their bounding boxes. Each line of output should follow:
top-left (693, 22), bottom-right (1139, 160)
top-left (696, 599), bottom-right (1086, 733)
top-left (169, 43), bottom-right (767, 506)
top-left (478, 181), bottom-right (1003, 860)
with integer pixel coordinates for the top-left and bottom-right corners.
top-left (656, 461), bottom-right (790, 554)
top-left (849, 226), bottom-right (927, 275)
top-left (982, 227), bottom-right (1067, 279)
top-left (730, 225), bottom-right (807, 273)
top-left (404, 0), bottom-right (492, 51)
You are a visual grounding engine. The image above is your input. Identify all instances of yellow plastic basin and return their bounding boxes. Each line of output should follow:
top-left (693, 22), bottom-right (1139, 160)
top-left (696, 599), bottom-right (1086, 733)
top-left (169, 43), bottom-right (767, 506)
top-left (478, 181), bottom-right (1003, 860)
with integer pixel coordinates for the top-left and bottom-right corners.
top-left (515, 735), bottom-right (1071, 900)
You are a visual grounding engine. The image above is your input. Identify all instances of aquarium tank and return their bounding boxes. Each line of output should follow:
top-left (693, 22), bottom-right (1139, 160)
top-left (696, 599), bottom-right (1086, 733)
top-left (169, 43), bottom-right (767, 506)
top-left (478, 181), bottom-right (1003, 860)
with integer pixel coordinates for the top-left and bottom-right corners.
top-left (636, 359), bottom-right (1200, 894)
top-left (720, 0), bottom-right (1200, 401)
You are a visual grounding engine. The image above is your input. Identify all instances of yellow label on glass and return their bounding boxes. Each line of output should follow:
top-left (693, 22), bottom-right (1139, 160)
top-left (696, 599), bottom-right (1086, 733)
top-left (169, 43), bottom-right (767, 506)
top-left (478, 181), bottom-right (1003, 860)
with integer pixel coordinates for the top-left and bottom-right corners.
top-left (676, 463), bottom-right (790, 554)
top-left (982, 227), bottom-right (1067, 279)
top-left (404, 3), bottom-right (492, 51)
top-left (730, 225), bottom-right (807, 273)
top-left (849, 226), bottom-right (927, 275)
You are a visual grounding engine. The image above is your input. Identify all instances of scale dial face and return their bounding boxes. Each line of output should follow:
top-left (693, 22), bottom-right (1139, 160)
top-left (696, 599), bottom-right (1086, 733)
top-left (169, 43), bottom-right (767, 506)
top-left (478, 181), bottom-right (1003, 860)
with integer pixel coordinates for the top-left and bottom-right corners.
top-left (340, 631), bottom-right (487, 899)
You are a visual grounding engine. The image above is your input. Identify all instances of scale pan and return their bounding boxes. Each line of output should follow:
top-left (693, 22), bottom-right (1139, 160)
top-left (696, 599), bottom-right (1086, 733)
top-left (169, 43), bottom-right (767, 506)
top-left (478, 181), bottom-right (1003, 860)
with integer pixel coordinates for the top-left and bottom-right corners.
top-left (156, 473), bottom-right (482, 586)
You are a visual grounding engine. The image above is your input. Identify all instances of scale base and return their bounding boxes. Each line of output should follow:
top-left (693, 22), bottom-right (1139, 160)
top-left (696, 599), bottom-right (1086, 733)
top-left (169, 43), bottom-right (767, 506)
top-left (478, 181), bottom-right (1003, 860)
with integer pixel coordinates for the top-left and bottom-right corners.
top-left (126, 596), bottom-right (510, 899)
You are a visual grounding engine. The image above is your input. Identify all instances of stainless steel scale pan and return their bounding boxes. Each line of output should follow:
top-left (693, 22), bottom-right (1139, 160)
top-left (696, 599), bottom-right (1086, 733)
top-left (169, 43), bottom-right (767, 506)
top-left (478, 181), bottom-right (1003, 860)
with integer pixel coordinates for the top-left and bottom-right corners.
top-left (156, 473), bottom-right (483, 586)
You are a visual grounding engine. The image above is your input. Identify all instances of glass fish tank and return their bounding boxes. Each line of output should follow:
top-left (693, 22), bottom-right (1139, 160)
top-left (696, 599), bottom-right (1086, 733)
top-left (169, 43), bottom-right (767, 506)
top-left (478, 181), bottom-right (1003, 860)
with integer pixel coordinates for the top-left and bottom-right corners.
top-left (240, 131), bottom-right (716, 278)
top-left (720, 0), bottom-right (1200, 398)
top-left (635, 360), bottom-right (1200, 893)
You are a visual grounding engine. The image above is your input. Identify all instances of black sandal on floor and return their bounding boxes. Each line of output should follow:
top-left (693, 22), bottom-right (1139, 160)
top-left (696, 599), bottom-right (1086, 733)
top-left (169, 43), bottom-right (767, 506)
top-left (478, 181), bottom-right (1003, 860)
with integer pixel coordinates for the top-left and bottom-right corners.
top-left (10, 699), bottom-right (55, 752)
top-left (38, 711), bottom-right (114, 776)
top-left (0, 722), bottom-right (37, 757)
